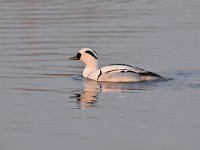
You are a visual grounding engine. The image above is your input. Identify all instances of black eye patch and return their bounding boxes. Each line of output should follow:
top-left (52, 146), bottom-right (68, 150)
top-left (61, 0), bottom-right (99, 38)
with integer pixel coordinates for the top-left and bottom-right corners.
top-left (76, 52), bottom-right (81, 59)
top-left (85, 50), bottom-right (98, 59)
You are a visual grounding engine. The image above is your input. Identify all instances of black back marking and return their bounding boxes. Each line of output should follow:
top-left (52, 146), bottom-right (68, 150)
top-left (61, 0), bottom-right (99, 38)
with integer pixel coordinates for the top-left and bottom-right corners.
top-left (85, 50), bottom-right (98, 59)
top-left (110, 64), bottom-right (146, 71)
top-left (110, 64), bottom-right (134, 67)
top-left (139, 71), bottom-right (161, 77)
top-left (105, 69), bottom-right (122, 73)
top-left (105, 69), bottom-right (129, 74)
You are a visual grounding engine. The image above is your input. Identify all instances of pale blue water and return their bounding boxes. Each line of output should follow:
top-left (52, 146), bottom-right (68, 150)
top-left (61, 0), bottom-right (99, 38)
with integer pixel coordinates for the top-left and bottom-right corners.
top-left (0, 0), bottom-right (200, 150)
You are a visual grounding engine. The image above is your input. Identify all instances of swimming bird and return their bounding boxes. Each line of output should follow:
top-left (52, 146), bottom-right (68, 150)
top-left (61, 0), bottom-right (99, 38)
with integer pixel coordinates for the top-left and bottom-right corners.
top-left (70, 48), bottom-right (162, 82)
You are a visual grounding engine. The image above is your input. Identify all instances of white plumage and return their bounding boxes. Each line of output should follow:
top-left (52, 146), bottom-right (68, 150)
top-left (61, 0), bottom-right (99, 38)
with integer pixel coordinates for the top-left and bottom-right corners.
top-left (70, 48), bottom-right (162, 82)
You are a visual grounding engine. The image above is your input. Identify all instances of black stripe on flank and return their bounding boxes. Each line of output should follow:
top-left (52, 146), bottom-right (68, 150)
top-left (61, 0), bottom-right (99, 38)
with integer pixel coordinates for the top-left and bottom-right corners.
top-left (85, 50), bottom-right (98, 59)
top-left (97, 69), bottom-right (102, 81)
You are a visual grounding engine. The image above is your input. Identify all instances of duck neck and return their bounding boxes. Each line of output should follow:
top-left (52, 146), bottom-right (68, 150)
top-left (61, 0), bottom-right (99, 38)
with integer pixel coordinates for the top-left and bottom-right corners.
top-left (83, 61), bottom-right (98, 78)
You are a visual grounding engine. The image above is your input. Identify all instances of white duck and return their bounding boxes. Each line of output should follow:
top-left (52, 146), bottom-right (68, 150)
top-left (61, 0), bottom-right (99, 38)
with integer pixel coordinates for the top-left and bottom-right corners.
top-left (70, 48), bottom-right (162, 82)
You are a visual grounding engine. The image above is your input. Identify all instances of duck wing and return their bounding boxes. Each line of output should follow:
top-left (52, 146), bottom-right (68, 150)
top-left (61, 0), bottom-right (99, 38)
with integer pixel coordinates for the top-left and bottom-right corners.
top-left (100, 64), bottom-right (161, 77)
top-left (100, 64), bottom-right (145, 74)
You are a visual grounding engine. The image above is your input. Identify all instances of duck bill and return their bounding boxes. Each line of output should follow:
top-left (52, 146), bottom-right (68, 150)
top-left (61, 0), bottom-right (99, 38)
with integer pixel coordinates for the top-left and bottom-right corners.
top-left (70, 56), bottom-right (79, 60)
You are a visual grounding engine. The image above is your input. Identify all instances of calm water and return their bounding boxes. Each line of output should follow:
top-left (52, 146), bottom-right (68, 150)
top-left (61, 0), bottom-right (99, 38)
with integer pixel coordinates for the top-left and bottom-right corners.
top-left (0, 0), bottom-right (200, 150)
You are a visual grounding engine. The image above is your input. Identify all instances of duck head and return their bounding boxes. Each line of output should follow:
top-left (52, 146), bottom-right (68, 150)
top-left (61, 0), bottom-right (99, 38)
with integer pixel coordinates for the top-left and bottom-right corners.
top-left (70, 48), bottom-right (99, 77)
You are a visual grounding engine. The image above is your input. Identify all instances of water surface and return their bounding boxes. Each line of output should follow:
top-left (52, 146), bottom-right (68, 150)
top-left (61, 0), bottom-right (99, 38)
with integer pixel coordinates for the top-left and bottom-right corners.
top-left (0, 0), bottom-right (200, 150)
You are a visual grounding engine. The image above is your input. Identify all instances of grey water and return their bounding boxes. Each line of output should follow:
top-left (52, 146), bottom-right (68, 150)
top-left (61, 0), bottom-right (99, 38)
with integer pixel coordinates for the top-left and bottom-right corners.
top-left (0, 0), bottom-right (200, 150)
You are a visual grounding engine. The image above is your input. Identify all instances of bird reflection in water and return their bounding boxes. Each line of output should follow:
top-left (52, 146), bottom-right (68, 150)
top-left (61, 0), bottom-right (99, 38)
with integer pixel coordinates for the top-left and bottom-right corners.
top-left (70, 79), bottom-right (99, 109)
top-left (70, 78), bottom-right (154, 109)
